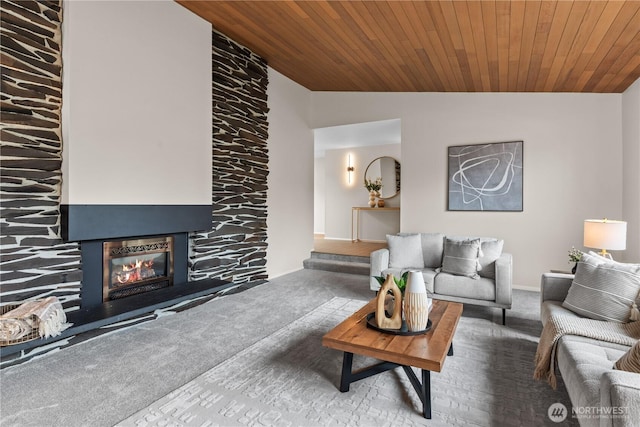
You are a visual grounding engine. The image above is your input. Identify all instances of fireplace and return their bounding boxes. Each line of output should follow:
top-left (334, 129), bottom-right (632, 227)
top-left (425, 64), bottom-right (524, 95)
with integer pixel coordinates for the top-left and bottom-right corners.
top-left (61, 204), bottom-right (215, 309)
top-left (103, 236), bottom-right (174, 301)
top-left (78, 231), bottom-right (191, 309)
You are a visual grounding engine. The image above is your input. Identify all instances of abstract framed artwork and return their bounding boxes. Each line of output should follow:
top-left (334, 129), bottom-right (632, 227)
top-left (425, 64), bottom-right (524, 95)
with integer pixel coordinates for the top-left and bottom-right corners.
top-left (447, 141), bottom-right (523, 211)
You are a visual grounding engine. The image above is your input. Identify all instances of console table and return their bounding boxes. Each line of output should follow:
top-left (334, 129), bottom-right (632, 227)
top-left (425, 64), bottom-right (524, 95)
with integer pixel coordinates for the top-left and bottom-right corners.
top-left (351, 207), bottom-right (400, 242)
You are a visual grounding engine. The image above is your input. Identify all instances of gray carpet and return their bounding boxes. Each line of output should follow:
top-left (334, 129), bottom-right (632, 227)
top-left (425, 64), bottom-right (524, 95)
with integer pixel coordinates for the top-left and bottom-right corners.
top-left (0, 269), bottom-right (576, 426)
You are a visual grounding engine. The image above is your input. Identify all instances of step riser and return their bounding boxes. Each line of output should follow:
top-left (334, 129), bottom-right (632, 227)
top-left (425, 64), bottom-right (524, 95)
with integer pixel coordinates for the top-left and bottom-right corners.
top-left (309, 251), bottom-right (370, 264)
top-left (303, 259), bottom-right (370, 276)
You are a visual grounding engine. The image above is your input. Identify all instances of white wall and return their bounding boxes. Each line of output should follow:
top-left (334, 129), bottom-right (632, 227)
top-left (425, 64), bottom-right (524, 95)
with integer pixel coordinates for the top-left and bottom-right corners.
top-left (61, 0), bottom-right (212, 205)
top-left (323, 144), bottom-right (401, 241)
top-left (622, 78), bottom-right (640, 263)
top-left (266, 68), bottom-right (314, 278)
top-left (314, 157), bottom-right (326, 234)
top-left (310, 92), bottom-right (624, 290)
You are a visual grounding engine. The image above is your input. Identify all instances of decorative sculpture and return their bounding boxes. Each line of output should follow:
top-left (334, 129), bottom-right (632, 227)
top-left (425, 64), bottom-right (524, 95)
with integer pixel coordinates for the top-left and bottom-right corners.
top-left (375, 274), bottom-right (402, 329)
top-left (404, 271), bottom-right (429, 331)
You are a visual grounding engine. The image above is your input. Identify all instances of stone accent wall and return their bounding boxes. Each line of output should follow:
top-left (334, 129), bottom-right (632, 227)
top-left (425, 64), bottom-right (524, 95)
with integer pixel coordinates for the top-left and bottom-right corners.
top-left (0, 0), bottom-right (82, 308)
top-left (189, 30), bottom-right (269, 286)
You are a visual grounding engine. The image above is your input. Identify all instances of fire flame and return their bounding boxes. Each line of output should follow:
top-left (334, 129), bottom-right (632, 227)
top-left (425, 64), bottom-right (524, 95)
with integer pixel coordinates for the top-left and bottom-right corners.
top-left (115, 259), bottom-right (155, 284)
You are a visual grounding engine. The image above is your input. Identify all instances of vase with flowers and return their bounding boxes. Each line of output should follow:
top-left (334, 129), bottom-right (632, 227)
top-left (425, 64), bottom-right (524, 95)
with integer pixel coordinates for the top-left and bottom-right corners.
top-left (364, 177), bottom-right (383, 207)
top-left (568, 246), bottom-right (582, 274)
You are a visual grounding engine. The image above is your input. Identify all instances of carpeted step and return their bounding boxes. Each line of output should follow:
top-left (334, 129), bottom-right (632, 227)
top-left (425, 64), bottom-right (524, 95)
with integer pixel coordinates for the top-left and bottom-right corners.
top-left (303, 251), bottom-right (370, 276)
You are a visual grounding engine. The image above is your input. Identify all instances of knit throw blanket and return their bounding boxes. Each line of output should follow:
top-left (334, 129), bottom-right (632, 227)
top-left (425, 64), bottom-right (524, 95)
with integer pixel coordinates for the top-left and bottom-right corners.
top-left (0, 297), bottom-right (70, 343)
top-left (534, 314), bottom-right (640, 389)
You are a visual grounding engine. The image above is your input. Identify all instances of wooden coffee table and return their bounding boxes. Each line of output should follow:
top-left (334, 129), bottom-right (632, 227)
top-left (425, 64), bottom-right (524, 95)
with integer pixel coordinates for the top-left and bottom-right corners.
top-left (322, 298), bottom-right (463, 419)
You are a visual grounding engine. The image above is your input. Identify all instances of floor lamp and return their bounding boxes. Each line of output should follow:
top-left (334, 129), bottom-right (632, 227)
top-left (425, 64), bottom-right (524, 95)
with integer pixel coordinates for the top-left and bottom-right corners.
top-left (583, 219), bottom-right (627, 260)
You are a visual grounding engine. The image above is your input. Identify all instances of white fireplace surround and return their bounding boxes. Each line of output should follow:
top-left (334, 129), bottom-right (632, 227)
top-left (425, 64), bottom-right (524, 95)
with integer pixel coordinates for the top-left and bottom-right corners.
top-left (61, 0), bottom-right (212, 206)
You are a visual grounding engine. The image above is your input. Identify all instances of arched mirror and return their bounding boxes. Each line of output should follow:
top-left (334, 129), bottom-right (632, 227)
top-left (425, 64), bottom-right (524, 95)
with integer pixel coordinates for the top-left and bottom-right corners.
top-left (364, 156), bottom-right (401, 199)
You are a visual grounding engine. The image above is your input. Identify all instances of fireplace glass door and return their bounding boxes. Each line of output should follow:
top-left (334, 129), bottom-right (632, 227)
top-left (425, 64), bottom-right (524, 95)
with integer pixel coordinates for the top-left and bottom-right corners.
top-left (103, 236), bottom-right (174, 301)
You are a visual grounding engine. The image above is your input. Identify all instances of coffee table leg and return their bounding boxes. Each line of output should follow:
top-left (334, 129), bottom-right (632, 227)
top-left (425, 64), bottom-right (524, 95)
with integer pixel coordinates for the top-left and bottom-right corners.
top-left (422, 369), bottom-right (431, 419)
top-left (340, 352), bottom-right (354, 392)
top-left (401, 366), bottom-right (432, 419)
top-left (448, 343), bottom-right (454, 356)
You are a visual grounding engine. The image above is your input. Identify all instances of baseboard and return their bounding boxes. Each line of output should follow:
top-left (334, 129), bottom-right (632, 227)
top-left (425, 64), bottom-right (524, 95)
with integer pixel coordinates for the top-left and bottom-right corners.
top-left (321, 237), bottom-right (386, 243)
top-left (268, 268), bottom-right (305, 280)
top-left (512, 283), bottom-right (539, 292)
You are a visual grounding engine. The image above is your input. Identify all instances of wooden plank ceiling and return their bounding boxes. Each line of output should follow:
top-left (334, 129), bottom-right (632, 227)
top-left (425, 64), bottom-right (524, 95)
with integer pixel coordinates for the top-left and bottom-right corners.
top-left (177, 1), bottom-right (640, 93)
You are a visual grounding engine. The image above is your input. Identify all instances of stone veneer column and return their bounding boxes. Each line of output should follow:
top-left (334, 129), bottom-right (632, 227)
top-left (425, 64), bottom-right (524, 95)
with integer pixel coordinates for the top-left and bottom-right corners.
top-left (189, 30), bottom-right (269, 286)
top-left (0, 0), bottom-right (82, 308)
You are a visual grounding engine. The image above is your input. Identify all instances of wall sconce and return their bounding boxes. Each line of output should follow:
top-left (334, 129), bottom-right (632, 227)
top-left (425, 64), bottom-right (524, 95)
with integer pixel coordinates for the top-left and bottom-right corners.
top-left (584, 218), bottom-right (627, 259)
top-left (347, 154), bottom-right (355, 184)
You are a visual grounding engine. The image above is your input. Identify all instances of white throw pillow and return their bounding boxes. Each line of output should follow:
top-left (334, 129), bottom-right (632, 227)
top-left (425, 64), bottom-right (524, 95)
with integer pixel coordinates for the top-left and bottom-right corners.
top-left (478, 239), bottom-right (504, 279)
top-left (419, 233), bottom-right (445, 268)
top-left (562, 252), bottom-right (640, 323)
top-left (387, 234), bottom-right (425, 269)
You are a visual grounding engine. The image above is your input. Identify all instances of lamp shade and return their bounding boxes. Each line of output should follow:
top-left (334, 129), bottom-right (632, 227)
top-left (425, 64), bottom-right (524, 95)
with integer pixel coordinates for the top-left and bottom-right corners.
top-left (583, 219), bottom-right (627, 251)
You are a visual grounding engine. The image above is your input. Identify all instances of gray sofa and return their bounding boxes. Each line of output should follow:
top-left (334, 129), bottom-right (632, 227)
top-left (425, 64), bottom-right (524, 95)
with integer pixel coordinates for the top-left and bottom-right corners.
top-left (540, 273), bottom-right (640, 427)
top-left (370, 232), bottom-right (512, 324)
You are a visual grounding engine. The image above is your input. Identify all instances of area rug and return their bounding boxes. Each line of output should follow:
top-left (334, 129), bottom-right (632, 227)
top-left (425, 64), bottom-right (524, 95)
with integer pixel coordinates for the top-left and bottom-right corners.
top-left (117, 297), bottom-right (576, 427)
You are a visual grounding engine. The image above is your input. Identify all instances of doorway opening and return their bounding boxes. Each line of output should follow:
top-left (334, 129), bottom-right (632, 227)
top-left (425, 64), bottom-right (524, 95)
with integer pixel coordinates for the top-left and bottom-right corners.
top-left (313, 118), bottom-right (401, 255)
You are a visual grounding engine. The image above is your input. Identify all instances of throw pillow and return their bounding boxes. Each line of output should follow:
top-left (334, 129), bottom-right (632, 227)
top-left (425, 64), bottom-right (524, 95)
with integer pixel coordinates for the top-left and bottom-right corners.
top-left (587, 251), bottom-right (640, 271)
top-left (478, 239), bottom-right (504, 279)
top-left (438, 238), bottom-right (482, 279)
top-left (562, 252), bottom-right (640, 323)
top-left (398, 232), bottom-right (444, 268)
top-left (387, 234), bottom-right (425, 269)
top-left (614, 340), bottom-right (640, 373)
top-left (420, 233), bottom-right (445, 268)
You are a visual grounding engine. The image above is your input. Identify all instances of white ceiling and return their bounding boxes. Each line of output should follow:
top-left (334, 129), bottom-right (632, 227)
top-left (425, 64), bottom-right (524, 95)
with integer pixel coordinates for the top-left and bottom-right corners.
top-left (314, 119), bottom-right (401, 158)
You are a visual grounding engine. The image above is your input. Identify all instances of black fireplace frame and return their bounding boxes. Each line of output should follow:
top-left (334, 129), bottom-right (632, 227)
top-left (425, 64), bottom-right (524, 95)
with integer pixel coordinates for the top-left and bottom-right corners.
top-left (82, 233), bottom-right (187, 308)
top-left (60, 204), bottom-right (212, 242)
